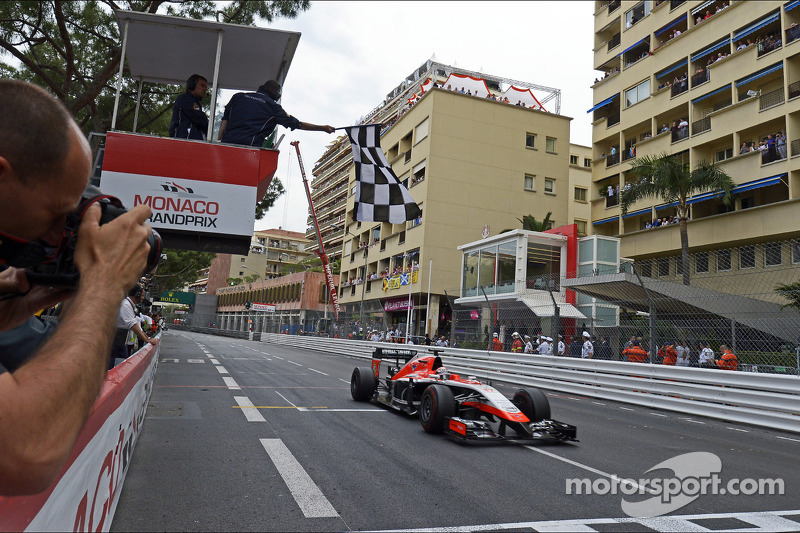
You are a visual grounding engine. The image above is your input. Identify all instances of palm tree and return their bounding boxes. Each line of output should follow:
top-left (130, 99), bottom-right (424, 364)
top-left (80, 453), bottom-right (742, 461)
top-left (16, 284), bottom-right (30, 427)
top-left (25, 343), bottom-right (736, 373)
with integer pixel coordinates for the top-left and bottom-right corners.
top-left (501, 212), bottom-right (553, 234)
top-left (621, 153), bottom-right (735, 286)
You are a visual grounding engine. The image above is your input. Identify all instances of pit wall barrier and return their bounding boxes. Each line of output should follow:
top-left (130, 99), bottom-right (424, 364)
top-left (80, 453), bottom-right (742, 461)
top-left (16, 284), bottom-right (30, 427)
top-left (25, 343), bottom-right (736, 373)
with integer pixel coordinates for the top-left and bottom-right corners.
top-left (257, 333), bottom-right (800, 434)
top-left (0, 337), bottom-right (160, 532)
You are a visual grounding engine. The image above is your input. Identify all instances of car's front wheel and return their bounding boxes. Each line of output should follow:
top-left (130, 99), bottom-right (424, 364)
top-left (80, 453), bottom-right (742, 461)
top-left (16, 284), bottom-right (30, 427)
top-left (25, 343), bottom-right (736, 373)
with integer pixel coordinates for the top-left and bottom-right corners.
top-left (351, 367), bottom-right (376, 401)
top-left (512, 388), bottom-right (551, 422)
top-left (419, 384), bottom-right (456, 433)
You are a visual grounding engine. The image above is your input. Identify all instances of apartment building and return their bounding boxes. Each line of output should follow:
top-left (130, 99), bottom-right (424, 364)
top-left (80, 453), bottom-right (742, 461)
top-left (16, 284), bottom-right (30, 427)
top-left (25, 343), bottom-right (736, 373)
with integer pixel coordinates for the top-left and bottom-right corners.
top-left (591, 0), bottom-right (800, 286)
top-left (206, 228), bottom-right (311, 294)
top-left (329, 62), bottom-right (593, 338)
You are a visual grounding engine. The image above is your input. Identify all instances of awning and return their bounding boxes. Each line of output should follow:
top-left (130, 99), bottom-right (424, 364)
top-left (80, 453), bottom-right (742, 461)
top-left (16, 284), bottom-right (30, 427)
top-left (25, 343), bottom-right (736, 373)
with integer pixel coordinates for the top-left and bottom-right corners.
top-left (733, 12), bottom-right (780, 42)
top-left (622, 208), bottom-right (652, 219)
top-left (687, 174), bottom-right (786, 204)
top-left (587, 93), bottom-right (618, 114)
top-left (786, 0), bottom-right (800, 13)
top-left (735, 62), bottom-right (783, 87)
top-left (502, 86), bottom-right (546, 111)
top-left (621, 37), bottom-right (649, 55)
top-left (655, 14), bottom-right (687, 36)
top-left (692, 0), bottom-right (715, 15)
top-left (593, 216), bottom-right (619, 226)
top-left (517, 294), bottom-right (586, 319)
top-left (656, 59), bottom-right (688, 79)
top-left (691, 39), bottom-right (730, 62)
top-left (442, 73), bottom-right (491, 98)
top-left (692, 84), bottom-right (731, 103)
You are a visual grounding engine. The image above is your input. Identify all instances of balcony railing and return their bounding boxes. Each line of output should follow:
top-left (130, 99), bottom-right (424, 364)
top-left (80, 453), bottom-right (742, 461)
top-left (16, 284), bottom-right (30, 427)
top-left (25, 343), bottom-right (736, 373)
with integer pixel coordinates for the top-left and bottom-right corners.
top-left (670, 0), bottom-right (686, 9)
top-left (787, 25), bottom-right (800, 45)
top-left (757, 37), bottom-right (782, 57)
top-left (607, 33), bottom-right (621, 51)
top-left (672, 126), bottom-right (689, 142)
top-left (606, 195), bottom-right (620, 208)
top-left (605, 152), bottom-right (620, 167)
top-left (789, 81), bottom-right (800, 100)
top-left (607, 112), bottom-right (620, 127)
top-left (759, 87), bottom-right (785, 110)
top-left (691, 71), bottom-right (709, 87)
top-left (608, 0), bottom-right (620, 13)
top-left (791, 138), bottom-right (800, 157)
top-left (692, 117), bottom-right (711, 135)
top-left (761, 144), bottom-right (787, 165)
top-left (671, 81), bottom-right (688, 97)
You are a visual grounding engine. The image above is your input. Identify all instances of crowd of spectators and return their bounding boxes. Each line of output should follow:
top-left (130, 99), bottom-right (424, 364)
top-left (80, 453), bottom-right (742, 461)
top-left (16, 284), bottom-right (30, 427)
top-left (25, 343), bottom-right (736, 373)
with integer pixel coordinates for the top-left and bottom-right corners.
top-left (694, 2), bottom-right (730, 26)
top-left (739, 131), bottom-right (787, 164)
top-left (644, 216), bottom-right (680, 230)
top-left (341, 262), bottom-right (419, 287)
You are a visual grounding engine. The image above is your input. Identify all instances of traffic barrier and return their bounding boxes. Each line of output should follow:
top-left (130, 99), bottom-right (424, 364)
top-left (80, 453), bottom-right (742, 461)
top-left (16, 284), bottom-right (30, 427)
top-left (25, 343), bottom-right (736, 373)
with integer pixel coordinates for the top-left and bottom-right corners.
top-left (0, 338), bottom-right (160, 532)
top-left (257, 333), bottom-right (800, 434)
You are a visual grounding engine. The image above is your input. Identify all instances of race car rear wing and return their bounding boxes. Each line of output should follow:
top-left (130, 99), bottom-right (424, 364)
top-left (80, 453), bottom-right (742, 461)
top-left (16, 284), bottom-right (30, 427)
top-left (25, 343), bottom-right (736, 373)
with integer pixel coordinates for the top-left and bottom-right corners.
top-left (371, 348), bottom-right (417, 379)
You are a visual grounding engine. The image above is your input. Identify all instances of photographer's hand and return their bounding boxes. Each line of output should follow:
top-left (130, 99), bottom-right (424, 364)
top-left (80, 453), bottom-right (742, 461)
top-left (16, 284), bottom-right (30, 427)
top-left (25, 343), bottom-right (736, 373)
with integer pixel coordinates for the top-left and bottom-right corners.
top-left (0, 267), bottom-right (72, 333)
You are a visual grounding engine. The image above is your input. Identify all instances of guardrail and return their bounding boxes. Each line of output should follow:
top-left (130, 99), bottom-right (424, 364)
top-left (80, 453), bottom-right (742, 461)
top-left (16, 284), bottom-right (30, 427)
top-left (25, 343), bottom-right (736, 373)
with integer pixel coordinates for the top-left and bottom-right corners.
top-left (254, 333), bottom-right (800, 434)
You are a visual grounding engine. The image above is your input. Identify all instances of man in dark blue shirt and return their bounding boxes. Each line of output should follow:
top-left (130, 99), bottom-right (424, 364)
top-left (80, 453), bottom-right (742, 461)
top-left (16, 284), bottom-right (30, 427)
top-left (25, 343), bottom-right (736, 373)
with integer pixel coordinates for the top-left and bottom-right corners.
top-left (218, 80), bottom-right (334, 147)
top-left (169, 74), bottom-right (209, 140)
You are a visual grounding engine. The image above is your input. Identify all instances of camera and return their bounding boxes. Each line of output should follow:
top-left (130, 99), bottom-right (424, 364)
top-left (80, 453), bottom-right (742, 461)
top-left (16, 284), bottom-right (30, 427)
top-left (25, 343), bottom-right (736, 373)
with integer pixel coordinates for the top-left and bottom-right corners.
top-left (22, 185), bottom-right (162, 288)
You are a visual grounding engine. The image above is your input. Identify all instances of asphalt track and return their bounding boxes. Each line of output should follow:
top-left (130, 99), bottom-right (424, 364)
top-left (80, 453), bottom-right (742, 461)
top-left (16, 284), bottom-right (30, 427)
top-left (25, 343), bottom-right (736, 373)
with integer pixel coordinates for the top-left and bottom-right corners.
top-left (111, 331), bottom-right (800, 532)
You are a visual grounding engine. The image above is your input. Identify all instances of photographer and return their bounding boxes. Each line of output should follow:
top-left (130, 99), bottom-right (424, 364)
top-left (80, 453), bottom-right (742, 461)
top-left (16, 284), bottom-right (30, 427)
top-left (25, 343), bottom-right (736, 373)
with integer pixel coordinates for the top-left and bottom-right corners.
top-left (0, 80), bottom-right (154, 496)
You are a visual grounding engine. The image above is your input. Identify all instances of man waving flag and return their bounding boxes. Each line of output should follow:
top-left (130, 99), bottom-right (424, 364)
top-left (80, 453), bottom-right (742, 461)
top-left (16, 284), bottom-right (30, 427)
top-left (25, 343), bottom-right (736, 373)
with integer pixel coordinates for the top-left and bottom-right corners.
top-left (345, 124), bottom-right (422, 223)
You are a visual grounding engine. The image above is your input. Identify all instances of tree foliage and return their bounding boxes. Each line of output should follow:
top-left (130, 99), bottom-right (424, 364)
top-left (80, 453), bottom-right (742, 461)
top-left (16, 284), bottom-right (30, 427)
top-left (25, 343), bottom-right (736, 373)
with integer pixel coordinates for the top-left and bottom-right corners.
top-left (775, 281), bottom-right (800, 313)
top-left (501, 212), bottom-right (553, 234)
top-left (621, 153), bottom-right (735, 286)
top-left (255, 176), bottom-right (286, 220)
top-left (298, 254), bottom-right (341, 274)
top-left (0, 1), bottom-right (310, 134)
top-left (150, 249), bottom-right (215, 293)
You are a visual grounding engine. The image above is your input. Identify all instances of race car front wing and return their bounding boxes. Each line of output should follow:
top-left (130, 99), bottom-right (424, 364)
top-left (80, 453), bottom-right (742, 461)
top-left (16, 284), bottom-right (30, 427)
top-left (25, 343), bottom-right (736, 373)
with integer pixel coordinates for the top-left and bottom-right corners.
top-left (445, 417), bottom-right (578, 443)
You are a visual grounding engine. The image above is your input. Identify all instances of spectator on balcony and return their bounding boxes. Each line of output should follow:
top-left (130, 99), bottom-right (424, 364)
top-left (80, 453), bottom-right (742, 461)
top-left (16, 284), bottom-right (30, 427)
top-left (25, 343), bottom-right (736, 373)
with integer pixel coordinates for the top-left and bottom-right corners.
top-left (670, 121), bottom-right (679, 142)
top-left (678, 117), bottom-right (688, 137)
top-left (777, 132), bottom-right (787, 159)
top-left (740, 142), bottom-right (749, 155)
top-left (766, 134), bottom-right (778, 162)
top-left (736, 41), bottom-right (746, 51)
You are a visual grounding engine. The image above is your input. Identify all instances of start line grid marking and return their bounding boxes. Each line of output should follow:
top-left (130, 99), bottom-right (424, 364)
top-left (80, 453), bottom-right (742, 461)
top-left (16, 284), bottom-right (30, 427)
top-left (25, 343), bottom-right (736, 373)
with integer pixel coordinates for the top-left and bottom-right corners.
top-left (368, 509), bottom-right (800, 533)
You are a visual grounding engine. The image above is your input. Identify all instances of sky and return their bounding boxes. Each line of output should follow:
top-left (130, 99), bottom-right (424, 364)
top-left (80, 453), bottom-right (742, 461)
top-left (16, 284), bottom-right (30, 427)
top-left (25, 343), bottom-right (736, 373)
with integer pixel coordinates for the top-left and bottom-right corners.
top-left (245, 1), bottom-right (597, 235)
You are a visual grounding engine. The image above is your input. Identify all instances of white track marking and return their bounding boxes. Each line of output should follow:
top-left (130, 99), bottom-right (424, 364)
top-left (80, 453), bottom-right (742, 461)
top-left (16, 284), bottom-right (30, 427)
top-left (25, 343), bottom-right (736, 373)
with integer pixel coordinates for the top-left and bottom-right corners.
top-left (223, 377), bottom-right (240, 390)
top-left (728, 427), bottom-right (750, 432)
top-left (369, 510), bottom-right (800, 532)
top-left (215, 366), bottom-right (228, 374)
top-left (776, 435), bottom-right (800, 443)
top-left (338, 379), bottom-right (350, 384)
top-left (187, 359), bottom-right (205, 364)
top-left (523, 446), bottom-right (653, 494)
top-left (259, 439), bottom-right (338, 518)
top-left (275, 391), bottom-right (306, 412)
top-left (288, 361), bottom-right (303, 367)
top-left (274, 356), bottom-right (284, 360)
top-left (619, 406), bottom-right (634, 411)
top-left (234, 396), bottom-right (266, 422)
top-left (210, 359), bottom-right (220, 365)
top-left (649, 412), bottom-right (668, 417)
top-left (591, 401), bottom-right (605, 406)
top-left (308, 368), bottom-right (328, 376)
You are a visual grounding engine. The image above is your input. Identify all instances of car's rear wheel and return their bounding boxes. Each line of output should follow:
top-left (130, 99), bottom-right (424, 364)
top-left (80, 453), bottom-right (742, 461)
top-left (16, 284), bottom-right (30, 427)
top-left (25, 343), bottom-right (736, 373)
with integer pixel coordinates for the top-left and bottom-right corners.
top-left (512, 388), bottom-right (551, 422)
top-left (419, 384), bottom-right (456, 433)
top-left (351, 367), bottom-right (376, 401)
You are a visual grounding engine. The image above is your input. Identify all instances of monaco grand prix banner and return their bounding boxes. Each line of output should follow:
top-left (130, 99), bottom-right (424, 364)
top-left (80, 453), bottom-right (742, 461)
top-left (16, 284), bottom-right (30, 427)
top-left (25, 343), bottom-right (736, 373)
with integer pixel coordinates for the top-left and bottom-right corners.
top-left (0, 342), bottom-right (160, 532)
top-left (99, 132), bottom-right (279, 254)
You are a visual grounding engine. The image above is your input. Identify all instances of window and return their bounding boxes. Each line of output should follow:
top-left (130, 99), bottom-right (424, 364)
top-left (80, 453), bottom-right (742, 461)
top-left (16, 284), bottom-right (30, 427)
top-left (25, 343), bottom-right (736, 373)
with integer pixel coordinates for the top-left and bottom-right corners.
top-left (625, 79), bottom-right (650, 107)
top-left (409, 210), bottom-right (423, 228)
top-left (544, 178), bottom-right (555, 194)
top-left (793, 241), bottom-right (800, 264)
top-left (765, 242), bottom-right (782, 267)
top-left (526, 133), bottom-right (536, 149)
top-left (695, 251), bottom-right (708, 273)
top-left (546, 137), bottom-right (557, 153)
top-left (415, 117), bottom-right (429, 143)
top-left (574, 187), bottom-right (587, 202)
top-left (351, 185), bottom-right (357, 196)
top-left (625, 1), bottom-right (651, 28)
top-left (570, 155), bottom-right (578, 165)
top-left (575, 219), bottom-right (587, 236)
top-left (716, 249), bottom-right (731, 271)
top-left (740, 245), bottom-right (755, 269)
top-left (412, 160), bottom-right (426, 184)
top-left (715, 148), bottom-right (733, 162)
top-left (524, 174), bottom-right (535, 191)
top-left (240, 257), bottom-right (246, 263)
top-left (584, 158), bottom-right (592, 168)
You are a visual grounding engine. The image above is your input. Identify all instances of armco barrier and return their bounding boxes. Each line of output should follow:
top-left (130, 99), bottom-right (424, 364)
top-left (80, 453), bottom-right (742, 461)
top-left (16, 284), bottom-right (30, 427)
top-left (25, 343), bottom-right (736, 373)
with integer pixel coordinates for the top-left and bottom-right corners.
top-left (257, 333), bottom-right (800, 434)
top-left (0, 338), bottom-right (160, 532)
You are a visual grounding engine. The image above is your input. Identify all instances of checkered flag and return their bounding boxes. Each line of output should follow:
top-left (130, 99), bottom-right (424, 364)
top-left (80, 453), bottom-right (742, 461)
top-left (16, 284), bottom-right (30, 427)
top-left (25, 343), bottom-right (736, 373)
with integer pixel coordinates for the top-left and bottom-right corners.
top-left (345, 124), bottom-right (422, 223)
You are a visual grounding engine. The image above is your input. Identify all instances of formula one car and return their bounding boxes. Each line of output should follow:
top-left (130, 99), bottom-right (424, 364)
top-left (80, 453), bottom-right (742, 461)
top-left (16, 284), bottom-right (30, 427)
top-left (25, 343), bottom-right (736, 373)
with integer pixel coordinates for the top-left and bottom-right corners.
top-left (350, 348), bottom-right (577, 443)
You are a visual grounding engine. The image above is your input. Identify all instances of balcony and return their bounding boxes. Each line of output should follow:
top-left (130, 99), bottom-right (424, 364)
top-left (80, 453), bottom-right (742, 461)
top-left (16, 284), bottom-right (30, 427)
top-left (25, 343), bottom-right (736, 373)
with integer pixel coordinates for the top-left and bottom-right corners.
top-left (607, 112), bottom-right (620, 127)
top-left (605, 152), bottom-right (620, 167)
top-left (672, 126), bottom-right (689, 142)
top-left (787, 25), bottom-right (800, 45)
top-left (789, 81), bottom-right (800, 100)
top-left (691, 70), bottom-right (709, 88)
top-left (792, 138), bottom-right (800, 157)
top-left (692, 116), bottom-right (710, 135)
top-left (756, 36), bottom-right (782, 58)
top-left (608, 0), bottom-right (620, 14)
top-left (671, 80), bottom-right (688, 97)
top-left (759, 87), bottom-right (785, 111)
top-left (607, 33), bottom-right (621, 51)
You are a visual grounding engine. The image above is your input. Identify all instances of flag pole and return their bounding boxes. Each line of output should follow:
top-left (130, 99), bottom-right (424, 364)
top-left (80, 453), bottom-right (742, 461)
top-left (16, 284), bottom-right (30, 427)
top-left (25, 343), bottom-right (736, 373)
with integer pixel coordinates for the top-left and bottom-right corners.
top-left (291, 141), bottom-right (340, 320)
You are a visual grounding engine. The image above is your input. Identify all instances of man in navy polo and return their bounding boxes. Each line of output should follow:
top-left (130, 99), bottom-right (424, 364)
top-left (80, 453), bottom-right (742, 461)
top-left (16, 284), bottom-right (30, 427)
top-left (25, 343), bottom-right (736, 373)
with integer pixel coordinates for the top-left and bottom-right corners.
top-left (218, 80), bottom-right (334, 147)
top-left (169, 74), bottom-right (209, 140)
